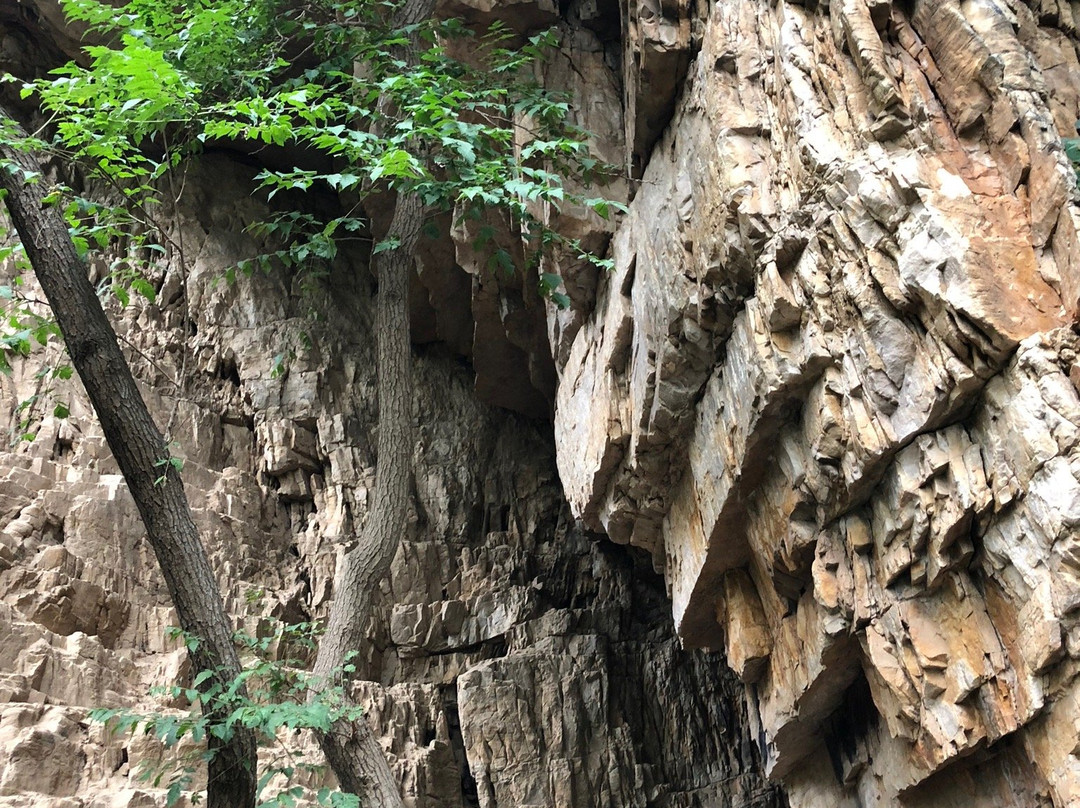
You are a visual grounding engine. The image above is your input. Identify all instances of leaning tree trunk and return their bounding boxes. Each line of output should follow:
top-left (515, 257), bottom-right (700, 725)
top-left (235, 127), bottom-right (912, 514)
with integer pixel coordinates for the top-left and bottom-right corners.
top-left (0, 111), bottom-right (258, 808)
top-left (309, 188), bottom-right (422, 807)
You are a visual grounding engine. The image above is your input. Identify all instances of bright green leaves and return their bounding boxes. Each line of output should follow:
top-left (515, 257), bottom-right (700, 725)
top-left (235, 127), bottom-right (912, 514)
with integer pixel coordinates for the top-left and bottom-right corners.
top-left (21, 0), bottom-right (624, 316)
top-left (41, 36), bottom-right (198, 175)
top-left (322, 173), bottom-right (362, 192)
top-left (316, 788), bottom-right (361, 808)
top-left (369, 148), bottom-right (425, 182)
top-left (129, 276), bottom-right (157, 303)
top-left (0, 316), bottom-right (54, 361)
top-left (153, 443), bottom-right (185, 486)
top-left (373, 236), bottom-right (402, 254)
top-left (583, 197), bottom-right (627, 220)
top-left (256, 168), bottom-right (318, 199)
top-left (61, 0), bottom-right (285, 97)
top-left (90, 623), bottom-right (364, 808)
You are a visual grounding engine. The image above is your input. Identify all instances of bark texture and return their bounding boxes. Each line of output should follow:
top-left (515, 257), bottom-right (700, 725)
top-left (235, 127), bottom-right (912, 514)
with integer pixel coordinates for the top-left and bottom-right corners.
top-left (0, 111), bottom-right (258, 808)
top-left (306, 0), bottom-right (438, 798)
top-left (309, 189), bottom-right (423, 807)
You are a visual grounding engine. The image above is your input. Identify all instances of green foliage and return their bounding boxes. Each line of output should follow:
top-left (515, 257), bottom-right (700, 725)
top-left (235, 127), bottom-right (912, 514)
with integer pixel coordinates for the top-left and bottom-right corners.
top-left (9, 0), bottom-right (622, 310)
top-left (0, 133), bottom-right (166, 403)
top-left (153, 442), bottom-right (185, 486)
top-left (0, 4), bottom-right (625, 802)
top-left (91, 623), bottom-right (362, 808)
top-left (0, 236), bottom-right (74, 440)
top-left (1065, 123), bottom-right (1080, 190)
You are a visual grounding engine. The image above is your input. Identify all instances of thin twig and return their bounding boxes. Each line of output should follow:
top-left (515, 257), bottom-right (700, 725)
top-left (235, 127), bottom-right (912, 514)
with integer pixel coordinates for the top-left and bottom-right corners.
top-left (162, 131), bottom-right (192, 443)
top-left (115, 331), bottom-right (180, 390)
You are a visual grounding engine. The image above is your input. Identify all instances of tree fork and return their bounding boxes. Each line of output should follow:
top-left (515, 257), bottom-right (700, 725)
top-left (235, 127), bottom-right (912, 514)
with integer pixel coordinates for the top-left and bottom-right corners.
top-left (0, 109), bottom-right (258, 808)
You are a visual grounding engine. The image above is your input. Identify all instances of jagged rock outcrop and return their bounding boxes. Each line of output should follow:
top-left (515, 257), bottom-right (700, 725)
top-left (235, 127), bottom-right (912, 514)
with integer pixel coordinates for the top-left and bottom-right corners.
top-left (0, 148), bottom-right (780, 808)
top-left (549, 0), bottom-right (1080, 805)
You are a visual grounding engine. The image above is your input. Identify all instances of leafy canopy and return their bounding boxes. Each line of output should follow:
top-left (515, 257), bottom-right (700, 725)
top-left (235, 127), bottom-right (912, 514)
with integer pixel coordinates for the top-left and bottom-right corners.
top-left (13, 0), bottom-right (622, 306)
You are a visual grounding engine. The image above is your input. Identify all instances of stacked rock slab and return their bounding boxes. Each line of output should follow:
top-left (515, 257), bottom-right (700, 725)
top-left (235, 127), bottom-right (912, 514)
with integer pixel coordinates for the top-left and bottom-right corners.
top-left (552, 0), bottom-right (1080, 805)
top-left (5, 0), bottom-right (1080, 806)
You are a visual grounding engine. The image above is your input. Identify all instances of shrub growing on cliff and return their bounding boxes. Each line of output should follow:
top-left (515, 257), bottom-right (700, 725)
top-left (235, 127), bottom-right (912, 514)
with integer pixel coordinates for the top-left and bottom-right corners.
top-left (93, 624), bottom-right (363, 808)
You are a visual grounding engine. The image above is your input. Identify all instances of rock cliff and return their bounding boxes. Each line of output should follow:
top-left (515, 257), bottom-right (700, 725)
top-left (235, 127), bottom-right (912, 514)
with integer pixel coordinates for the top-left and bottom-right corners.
top-left (1, 0), bottom-right (1080, 807)
top-left (549, 0), bottom-right (1080, 805)
top-left (0, 154), bottom-right (780, 808)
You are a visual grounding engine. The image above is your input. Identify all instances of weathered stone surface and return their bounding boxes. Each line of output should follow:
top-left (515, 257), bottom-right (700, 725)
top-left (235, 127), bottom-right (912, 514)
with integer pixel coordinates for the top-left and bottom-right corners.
top-left (0, 145), bottom-right (776, 808)
top-left (719, 569), bottom-right (771, 684)
top-left (546, 0), bottom-right (1080, 805)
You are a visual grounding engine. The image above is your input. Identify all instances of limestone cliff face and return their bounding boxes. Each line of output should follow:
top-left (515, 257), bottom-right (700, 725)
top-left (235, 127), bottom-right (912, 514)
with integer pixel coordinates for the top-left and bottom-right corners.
top-left (1, 0), bottom-right (1080, 807)
top-left (0, 155), bottom-right (780, 808)
top-left (546, 0), bottom-right (1080, 806)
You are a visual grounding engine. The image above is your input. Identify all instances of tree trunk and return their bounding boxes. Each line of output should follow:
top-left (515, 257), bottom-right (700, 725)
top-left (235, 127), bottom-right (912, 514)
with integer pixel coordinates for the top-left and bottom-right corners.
top-left (0, 110), bottom-right (258, 808)
top-left (306, 0), bottom-right (436, 801)
top-left (309, 189), bottom-right (422, 806)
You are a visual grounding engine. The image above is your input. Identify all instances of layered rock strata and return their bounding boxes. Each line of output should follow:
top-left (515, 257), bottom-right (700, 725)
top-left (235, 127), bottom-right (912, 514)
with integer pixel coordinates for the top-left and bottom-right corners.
top-left (0, 154), bottom-right (781, 808)
top-left (4, 0), bottom-right (1080, 806)
top-left (550, 0), bottom-right (1080, 805)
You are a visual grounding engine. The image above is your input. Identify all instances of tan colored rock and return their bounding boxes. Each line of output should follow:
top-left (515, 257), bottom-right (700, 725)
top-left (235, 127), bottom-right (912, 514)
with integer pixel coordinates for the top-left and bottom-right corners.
top-left (544, 0), bottom-right (1080, 804)
top-left (720, 569), bottom-right (772, 684)
top-left (6, 0), bottom-right (1080, 804)
top-left (0, 141), bottom-right (774, 808)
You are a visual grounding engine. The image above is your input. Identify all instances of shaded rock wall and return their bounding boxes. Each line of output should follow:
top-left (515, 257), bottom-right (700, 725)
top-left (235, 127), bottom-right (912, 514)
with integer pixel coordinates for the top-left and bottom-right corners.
top-left (4, 0), bottom-right (1080, 806)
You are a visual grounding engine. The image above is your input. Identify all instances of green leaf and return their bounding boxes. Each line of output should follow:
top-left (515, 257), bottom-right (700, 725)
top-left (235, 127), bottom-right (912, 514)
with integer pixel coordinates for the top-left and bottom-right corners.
top-left (166, 781), bottom-right (183, 807)
top-left (270, 353), bottom-right (286, 379)
top-left (324, 173), bottom-right (359, 191)
top-left (489, 248), bottom-right (514, 275)
top-left (130, 277), bottom-right (156, 302)
top-left (373, 237), bottom-right (400, 255)
top-left (538, 272), bottom-right (561, 295)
